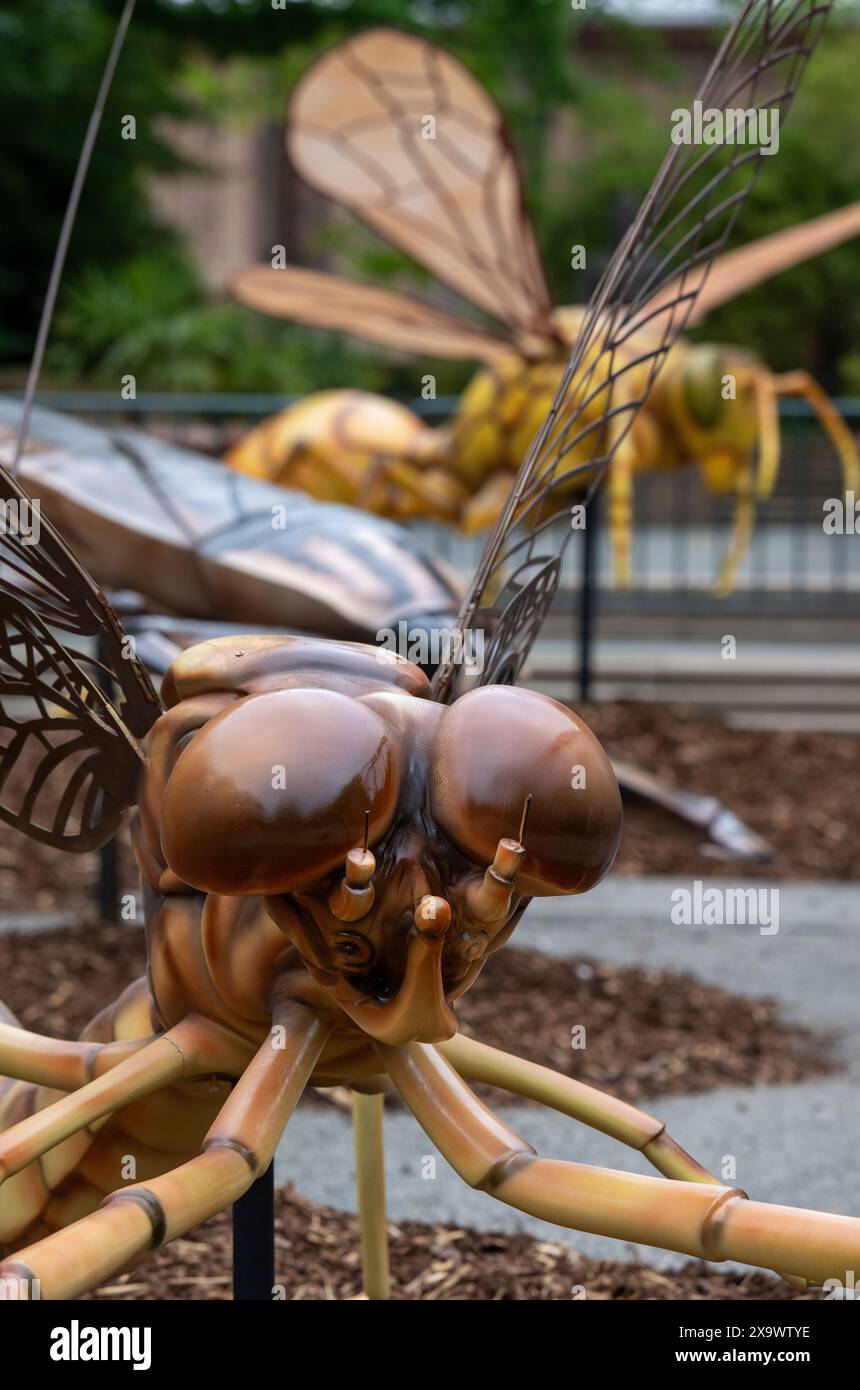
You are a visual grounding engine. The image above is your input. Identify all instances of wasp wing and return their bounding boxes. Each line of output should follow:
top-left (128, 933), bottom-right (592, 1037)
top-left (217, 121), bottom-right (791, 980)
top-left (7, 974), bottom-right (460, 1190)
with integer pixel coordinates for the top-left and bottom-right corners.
top-left (287, 27), bottom-right (559, 350)
top-left (431, 0), bottom-right (833, 701)
top-left (228, 264), bottom-right (513, 363)
top-left (0, 460), bottom-right (162, 850)
top-left (653, 200), bottom-right (860, 327)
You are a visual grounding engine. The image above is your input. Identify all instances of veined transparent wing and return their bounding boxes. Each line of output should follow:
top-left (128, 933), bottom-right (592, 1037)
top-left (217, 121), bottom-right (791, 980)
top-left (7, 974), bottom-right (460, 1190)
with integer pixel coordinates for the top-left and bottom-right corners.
top-left (229, 264), bottom-right (513, 363)
top-left (287, 26), bottom-right (559, 350)
top-left (658, 200), bottom-right (860, 328)
top-left (432, 0), bottom-right (833, 701)
top-left (0, 460), bottom-right (162, 849)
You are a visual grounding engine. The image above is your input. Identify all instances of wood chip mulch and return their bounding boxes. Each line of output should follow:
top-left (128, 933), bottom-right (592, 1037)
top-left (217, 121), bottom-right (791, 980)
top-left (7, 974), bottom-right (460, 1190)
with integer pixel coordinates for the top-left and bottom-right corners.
top-left (0, 922), bottom-right (836, 1105)
top-left (84, 1186), bottom-right (821, 1301)
top-left (0, 920), bottom-right (146, 1041)
top-left (579, 699), bottom-right (859, 880)
top-left (457, 946), bottom-right (836, 1104)
top-left (0, 827), bottom-right (136, 920)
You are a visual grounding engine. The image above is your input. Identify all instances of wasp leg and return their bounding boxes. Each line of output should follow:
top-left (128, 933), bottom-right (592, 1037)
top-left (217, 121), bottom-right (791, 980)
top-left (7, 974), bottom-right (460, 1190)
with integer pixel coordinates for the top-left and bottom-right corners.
top-left (0, 1015), bottom-right (149, 1092)
top-left (605, 434), bottom-right (636, 589)
top-left (356, 455), bottom-right (463, 523)
top-left (774, 370), bottom-right (860, 497)
top-left (380, 1042), bottom-right (860, 1287)
top-left (0, 1001), bottom-right (330, 1299)
top-left (714, 463), bottom-right (756, 597)
top-left (438, 1035), bottom-right (718, 1184)
top-left (352, 1086), bottom-right (390, 1300)
top-left (0, 1016), bottom-right (252, 1192)
top-left (752, 367), bottom-right (781, 500)
top-left (460, 471), bottom-right (515, 533)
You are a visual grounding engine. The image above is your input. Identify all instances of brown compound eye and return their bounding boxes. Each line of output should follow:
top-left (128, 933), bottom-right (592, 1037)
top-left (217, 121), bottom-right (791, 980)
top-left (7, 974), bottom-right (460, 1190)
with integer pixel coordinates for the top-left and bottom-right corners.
top-left (331, 932), bottom-right (374, 970)
top-left (429, 686), bottom-right (621, 896)
top-left (160, 688), bottom-right (398, 895)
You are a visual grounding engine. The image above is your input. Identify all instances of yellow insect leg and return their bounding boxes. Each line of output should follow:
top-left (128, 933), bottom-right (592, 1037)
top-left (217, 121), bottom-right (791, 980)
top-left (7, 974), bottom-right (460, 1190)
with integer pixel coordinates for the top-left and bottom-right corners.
top-left (0, 1016), bottom-right (148, 1093)
top-left (774, 370), bottom-right (860, 496)
top-left (0, 1001), bottom-right (329, 1299)
top-left (380, 1041), bottom-right (860, 1287)
top-left (0, 1016), bottom-right (251, 1191)
top-left (438, 1034), bottom-right (718, 1184)
top-left (714, 462), bottom-right (756, 597)
top-left (606, 432), bottom-right (637, 589)
top-left (352, 1086), bottom-right (390, 1300)
top-left (753, 368), bottom-right (781, 500)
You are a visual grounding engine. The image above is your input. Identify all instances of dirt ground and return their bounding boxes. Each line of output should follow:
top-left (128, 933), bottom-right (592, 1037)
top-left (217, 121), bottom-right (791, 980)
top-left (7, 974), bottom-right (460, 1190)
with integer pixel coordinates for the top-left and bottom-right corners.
top-left (578, 700), bottom-right (859, 881)
top-left (84, 1185), bottom-right (822, 1302)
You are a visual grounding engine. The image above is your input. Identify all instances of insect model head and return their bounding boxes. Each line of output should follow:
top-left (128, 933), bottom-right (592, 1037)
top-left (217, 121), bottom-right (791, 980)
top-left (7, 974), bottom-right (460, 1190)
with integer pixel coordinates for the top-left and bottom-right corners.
top-left (661, 342), bottom-right (767, 493)
top-left (157, 639), bottom-right (622, 1045)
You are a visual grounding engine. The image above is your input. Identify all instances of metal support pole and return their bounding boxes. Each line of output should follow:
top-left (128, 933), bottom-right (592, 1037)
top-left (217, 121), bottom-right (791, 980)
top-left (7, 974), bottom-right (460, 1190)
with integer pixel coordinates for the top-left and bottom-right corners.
top-left (95, 636), bottom-right (119, 922)
top-left (232, 1162), bottom-right (276, 1301)
top-left (578, 488), bottom-right (600, 702)
top-left (97, 840), bottom-right (120, 923)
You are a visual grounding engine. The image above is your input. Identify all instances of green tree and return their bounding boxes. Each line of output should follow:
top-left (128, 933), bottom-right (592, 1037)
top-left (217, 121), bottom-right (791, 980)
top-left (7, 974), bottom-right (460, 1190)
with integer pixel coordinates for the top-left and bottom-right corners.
top-left (9, 2), bottom-right (859, 394)
top-left (694, 29), bottom-right (860, 390)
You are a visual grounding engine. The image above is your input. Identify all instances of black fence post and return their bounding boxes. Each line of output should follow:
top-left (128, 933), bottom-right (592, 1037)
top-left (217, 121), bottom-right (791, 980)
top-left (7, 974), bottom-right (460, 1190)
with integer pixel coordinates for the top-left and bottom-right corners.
top-left (232, 1162), bottom-right (276, 1301)
top-left (578, 489), bottom-right (600, 703)
top-left (95, 636), bottom-right (119, 921)
top-left (97, 840), bottom-right (119, 923)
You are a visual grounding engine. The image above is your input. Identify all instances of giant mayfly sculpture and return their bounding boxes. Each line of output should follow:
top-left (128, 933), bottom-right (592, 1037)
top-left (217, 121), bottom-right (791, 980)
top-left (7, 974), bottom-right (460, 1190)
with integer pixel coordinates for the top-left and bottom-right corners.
top-left (229, 23), bottom-right (860, 594)
top-left (1, 0), bottom-right (858, 1300)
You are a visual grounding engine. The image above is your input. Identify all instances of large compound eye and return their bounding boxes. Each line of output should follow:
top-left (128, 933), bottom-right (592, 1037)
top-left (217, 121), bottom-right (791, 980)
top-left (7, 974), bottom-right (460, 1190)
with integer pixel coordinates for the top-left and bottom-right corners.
top-left (429, 686), bottom-right (621, 895)
top-left (160, 689), bottom-right (398, 894)
top-left (681, 345), bottom-right (727, 430)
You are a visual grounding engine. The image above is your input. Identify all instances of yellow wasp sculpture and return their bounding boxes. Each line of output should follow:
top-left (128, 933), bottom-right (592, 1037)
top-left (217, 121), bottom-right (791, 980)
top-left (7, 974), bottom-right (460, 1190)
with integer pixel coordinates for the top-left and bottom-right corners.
top-left (228, 27), bottom-right (860, 593)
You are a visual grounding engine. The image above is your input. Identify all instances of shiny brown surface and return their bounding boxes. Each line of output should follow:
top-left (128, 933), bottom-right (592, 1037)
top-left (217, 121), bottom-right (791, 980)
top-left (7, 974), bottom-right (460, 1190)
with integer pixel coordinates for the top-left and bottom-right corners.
top-left (161, 687), bottom-right (400, 895)
top-left (0, 407), bottom-right (461, 644)
top-left (161, 632), bottom-right (430, 707)
top-left (4, 10), bottom-right (858, 1295)
top-left (429, 685), bottom-right (623, 895)
top-left (151, 639), bottom-right (621, 1045)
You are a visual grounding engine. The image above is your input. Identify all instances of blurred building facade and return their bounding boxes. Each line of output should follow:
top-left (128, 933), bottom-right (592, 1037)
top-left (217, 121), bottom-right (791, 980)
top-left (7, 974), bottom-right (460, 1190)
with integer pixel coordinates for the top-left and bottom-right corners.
top-left (150, 11), bottom-right (722, 293)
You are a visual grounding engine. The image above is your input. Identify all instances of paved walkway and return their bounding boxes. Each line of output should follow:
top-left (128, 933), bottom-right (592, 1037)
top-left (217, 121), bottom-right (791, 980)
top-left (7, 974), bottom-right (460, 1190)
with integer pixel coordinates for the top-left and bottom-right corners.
top-left (275, 878), bottom-right (860, 1273)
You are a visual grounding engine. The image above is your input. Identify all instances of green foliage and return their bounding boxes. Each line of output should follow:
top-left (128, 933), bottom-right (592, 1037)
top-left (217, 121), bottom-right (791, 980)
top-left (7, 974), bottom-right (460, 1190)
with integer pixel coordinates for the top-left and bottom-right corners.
top-left (45, 248), bottom-right (392, 394)
top-left (693, 30), bottom-right (860, 388)
top-left (5, 1), bottom-right (860, 394)
top-left (535, 69), bottom-right (676, 306)
top-left (0, 1), bottom-right (193, 357)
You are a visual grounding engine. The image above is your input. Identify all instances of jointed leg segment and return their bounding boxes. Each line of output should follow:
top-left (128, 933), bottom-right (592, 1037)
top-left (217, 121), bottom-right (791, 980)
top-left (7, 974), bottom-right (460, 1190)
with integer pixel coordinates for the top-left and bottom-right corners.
top-left (352, 1087), bottom-right (390, 1300)
top-left (774, 370), bottom-right (860, 496)
top-left (0, 1002), bottom-right (330, 1298)
top-left (0, 1016), bottom-right (253, 1190)
top-left (0, 1017), bottom-right (150, 1093)
top-left (381, 1041), bottom-right (860, 1287)
top-left (714, 463), bottom-right (756, 597)
top-left (438, 1034), bottom-right (719, 1184)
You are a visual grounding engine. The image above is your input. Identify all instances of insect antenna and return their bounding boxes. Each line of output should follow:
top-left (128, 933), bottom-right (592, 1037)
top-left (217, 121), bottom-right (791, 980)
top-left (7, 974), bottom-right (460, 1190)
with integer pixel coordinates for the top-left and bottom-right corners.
top-left (10, 0), bottom-right (137, 479)
top-left (329, 811), bottom-right (377, 922)
top-left (517, 792), bottom-right (533, 847)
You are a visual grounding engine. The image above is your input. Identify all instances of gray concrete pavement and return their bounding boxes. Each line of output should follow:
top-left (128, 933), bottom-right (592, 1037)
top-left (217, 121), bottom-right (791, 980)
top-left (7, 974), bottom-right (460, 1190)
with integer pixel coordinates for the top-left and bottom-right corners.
top-left (520, 879), bottom-right (860, 1063)
top-left (277, 1075), bottom-right (859, 1271)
